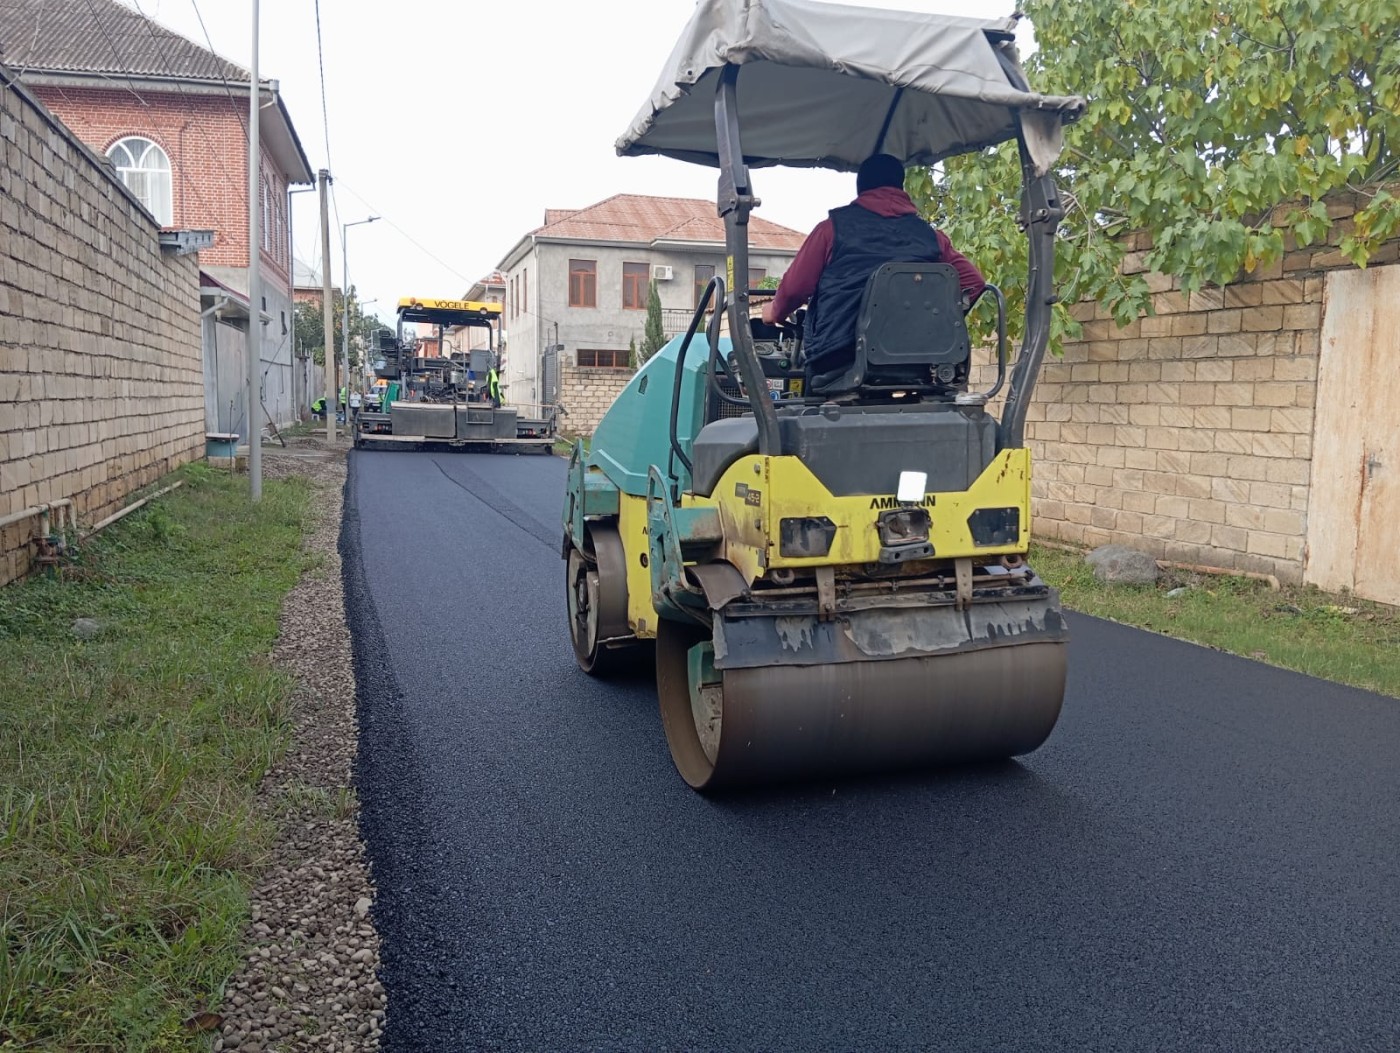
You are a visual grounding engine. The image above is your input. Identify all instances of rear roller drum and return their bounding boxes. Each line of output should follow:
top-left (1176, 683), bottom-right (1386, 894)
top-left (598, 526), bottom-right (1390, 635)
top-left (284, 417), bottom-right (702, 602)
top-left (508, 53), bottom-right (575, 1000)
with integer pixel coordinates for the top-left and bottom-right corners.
top-left (566, 526), bottom-right (632, 676)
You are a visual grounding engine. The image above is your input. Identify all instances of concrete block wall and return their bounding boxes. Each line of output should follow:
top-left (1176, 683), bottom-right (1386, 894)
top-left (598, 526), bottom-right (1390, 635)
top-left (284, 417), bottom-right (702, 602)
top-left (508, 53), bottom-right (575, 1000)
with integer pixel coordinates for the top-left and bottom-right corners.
top-left (2, 67), bottom-right (204, 585)
top-left (974, 211), bottom-right (1400, 584)
top-left (557, 360), bottom-right (633, 438)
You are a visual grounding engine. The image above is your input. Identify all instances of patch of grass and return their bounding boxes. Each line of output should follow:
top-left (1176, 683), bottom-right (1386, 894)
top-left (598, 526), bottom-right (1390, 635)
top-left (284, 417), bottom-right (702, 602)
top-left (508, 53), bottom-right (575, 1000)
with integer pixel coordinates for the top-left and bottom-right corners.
top-left (0, 464), bottom-right (312, 1048)
top-left (554, 434), bottom-right (592, 457)
top-left (1030, 542), bottom-right (1400, 698)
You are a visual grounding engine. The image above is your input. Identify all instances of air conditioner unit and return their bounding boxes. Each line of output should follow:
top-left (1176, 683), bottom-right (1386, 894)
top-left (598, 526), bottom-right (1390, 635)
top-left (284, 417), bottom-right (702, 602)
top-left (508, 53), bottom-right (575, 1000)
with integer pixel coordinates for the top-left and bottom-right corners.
top-left (653, 265), bottom-right (674, 281)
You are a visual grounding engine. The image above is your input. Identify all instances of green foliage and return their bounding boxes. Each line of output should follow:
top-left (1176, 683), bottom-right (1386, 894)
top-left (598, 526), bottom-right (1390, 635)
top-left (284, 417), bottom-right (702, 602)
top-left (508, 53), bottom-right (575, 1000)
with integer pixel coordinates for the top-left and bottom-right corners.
top-left (293, 286), bottom-right (383, 368)
top-left (907, 0), bottom-right (1400, 347)
top-left (1029, 542), bottom-right (1400, 699)
top-left (757, 274), bottom-right (780, 290)
top-left (0, 467), bottom-right (311, 1046)
top-left (628, 335), bottom-right (638, 369)
top-left (640, 281), bottom-right (666, 364)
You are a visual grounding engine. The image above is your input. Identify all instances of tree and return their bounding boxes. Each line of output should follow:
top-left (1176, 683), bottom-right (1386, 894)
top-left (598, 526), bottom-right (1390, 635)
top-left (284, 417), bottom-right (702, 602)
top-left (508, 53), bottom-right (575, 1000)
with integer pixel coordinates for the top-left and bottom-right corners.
top-left (628, 335), bottom-right (638, 368)
top-left (293, 285), bottom-right (384, 367)
top-left (905, 0), bottom-right (1400, 346)
top-left (640, 281), bottom-right (666, 364)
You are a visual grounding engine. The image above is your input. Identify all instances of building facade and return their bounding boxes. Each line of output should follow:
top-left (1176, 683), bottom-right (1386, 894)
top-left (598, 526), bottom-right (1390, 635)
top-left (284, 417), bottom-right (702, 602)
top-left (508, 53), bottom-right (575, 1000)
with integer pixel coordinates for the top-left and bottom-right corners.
top-left (0, 0), bottom-right (315, 433)
top-left (495, 195), bottom-right (803, 411)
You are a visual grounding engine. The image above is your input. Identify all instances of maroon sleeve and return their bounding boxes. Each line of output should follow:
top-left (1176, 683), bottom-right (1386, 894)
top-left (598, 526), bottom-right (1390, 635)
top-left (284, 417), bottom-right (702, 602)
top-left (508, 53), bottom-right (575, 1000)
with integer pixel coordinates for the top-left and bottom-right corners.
top-left (770, 219), bottom-right (834, 320)
top-left (935, 229), bottom-right (987, 302)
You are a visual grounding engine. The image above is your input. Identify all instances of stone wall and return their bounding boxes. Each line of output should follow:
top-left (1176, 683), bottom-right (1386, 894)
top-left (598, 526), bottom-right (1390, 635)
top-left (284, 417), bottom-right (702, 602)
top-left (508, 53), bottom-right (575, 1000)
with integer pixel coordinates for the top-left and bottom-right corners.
top-left (556, 360), bottom-right (633, 438)
top-left (988, 211), bottom-right (1400, 584)
top-left (1, 66), bottom-right (205, 584)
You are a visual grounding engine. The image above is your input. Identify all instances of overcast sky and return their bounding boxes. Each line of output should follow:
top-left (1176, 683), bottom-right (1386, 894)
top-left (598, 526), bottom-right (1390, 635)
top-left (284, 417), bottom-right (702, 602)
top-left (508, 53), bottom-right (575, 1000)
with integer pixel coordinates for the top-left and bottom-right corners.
top-left (119, 0), bottom-right (1031, 325)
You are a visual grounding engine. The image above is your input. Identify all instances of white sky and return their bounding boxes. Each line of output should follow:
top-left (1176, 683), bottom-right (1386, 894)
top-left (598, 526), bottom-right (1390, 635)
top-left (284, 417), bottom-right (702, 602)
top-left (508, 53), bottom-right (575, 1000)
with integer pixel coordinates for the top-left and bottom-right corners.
top-left (119, 0), bottom-right (1031, 325)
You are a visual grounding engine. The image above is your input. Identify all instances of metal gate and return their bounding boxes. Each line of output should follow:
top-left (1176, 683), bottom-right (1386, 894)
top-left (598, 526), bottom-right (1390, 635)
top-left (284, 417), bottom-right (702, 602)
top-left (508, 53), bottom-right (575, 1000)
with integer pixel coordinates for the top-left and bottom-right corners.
top-left (540, 344), bottom-right (560, 410)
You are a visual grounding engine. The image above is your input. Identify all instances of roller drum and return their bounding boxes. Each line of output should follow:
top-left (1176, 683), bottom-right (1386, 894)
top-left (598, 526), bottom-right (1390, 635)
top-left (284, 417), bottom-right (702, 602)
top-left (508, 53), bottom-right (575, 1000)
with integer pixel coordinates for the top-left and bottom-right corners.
top-left (658, 619), bottom-right (1066, 791)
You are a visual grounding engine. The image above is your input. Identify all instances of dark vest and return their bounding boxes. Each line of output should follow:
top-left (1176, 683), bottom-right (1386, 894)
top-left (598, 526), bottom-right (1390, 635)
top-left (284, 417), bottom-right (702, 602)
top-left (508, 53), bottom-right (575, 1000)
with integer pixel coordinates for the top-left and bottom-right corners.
top-left (804, 203), bottom-right (943, 370)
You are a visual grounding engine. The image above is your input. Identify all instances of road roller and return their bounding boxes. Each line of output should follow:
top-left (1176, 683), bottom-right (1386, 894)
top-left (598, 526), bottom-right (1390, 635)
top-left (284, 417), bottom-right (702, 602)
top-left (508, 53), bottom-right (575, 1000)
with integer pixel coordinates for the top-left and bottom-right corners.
top-left (562, 0), bottom-right (1086, 790)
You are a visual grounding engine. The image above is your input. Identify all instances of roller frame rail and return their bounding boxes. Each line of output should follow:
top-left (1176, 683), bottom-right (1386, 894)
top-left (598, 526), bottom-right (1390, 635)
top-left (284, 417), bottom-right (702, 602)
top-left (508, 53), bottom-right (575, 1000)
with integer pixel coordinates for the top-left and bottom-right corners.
top-left (562, 0), bottom-right (1087, 791)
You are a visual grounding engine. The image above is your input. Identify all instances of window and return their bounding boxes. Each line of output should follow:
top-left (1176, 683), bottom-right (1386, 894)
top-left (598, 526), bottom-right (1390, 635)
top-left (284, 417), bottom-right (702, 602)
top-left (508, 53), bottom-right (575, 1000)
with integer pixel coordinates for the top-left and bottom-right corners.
top-left (569, 259), bottom-right (597, 308)
top-left (578, 348), bottom-right (630, 368)
top-left (693, 264), bottom-right (715, 308)
top-left (522, 268), bottom-right (528, 315)
top-left (511, 276), bottom-right (516, 317)
top-left (749, 268), bottom-right (766, 288)
top-left (262, 177), bottom-right (272, 251)
top-left (106, 136), bottom-right (172, 225)
top-left (623, 262), bottom-right (649, 309)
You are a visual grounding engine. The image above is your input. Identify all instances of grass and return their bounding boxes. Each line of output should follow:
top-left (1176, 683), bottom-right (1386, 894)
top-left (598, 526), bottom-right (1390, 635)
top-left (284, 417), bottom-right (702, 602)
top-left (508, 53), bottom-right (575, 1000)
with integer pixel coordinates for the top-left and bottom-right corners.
top-left (1029, 542), bottom-right (1400, 698)
top-left (0, 462), bottom-right (312, 1049)
top-left (553, 434), bottom-right (592, 457)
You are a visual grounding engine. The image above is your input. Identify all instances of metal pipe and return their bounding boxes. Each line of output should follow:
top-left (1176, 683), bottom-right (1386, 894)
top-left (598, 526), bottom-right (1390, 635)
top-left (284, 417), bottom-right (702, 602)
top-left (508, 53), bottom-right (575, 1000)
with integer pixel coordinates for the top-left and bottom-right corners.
top-left (0, 498), bottom-right (74, 532)
top-left (246, 0), bottom-right (262, 502)
top-left (81, 482), bottom-right (184, 540)
top-left (201, 295), bottom-right (230, 320)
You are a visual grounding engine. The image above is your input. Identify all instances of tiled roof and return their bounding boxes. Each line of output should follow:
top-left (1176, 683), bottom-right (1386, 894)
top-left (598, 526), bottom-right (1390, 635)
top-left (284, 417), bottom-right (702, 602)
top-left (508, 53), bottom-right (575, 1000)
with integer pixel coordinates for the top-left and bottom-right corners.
top-left (535, 194), bottom-right (804, 251)
top-left (0, 0), bottom-right (249, 83)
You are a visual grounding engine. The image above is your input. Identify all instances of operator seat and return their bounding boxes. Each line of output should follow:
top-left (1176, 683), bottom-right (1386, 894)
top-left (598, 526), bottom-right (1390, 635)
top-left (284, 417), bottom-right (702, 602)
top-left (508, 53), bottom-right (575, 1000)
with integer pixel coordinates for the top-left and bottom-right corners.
top-left (689, 262), bottom-right (988, 499)
top-left (807, 262), bottom-right (971, 395)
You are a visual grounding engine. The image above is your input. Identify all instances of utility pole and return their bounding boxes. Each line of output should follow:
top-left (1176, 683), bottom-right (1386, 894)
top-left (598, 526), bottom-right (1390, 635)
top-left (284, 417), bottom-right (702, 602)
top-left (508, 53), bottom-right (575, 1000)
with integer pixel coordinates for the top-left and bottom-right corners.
top-left (245, 0), bottom-right (262, 501)
top-left (318, 169), bottom-right (335, 443)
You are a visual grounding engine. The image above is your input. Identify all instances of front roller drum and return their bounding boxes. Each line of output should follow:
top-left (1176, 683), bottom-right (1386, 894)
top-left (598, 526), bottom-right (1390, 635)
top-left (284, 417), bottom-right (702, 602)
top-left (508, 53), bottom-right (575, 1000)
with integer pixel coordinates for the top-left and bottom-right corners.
top-left (656, 619), bottom-right (1066, 790)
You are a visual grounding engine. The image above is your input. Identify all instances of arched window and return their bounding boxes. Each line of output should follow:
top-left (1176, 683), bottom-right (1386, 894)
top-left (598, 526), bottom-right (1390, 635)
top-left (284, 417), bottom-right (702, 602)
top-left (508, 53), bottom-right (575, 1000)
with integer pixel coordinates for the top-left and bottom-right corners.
top-left (106, 136), bottom-right (173, 225)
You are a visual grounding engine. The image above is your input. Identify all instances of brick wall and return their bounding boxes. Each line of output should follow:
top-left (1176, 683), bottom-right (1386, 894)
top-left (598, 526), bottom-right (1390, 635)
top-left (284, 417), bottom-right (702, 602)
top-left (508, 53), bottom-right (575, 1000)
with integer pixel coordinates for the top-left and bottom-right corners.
top-left (2, 67), bottom-right (205, 584)
top-left (976, 208), bottom-right (1400, 584)
top-left (28, 84), bottom-right (290, 286)
top-left (557, 361), bottom-right (633, 437)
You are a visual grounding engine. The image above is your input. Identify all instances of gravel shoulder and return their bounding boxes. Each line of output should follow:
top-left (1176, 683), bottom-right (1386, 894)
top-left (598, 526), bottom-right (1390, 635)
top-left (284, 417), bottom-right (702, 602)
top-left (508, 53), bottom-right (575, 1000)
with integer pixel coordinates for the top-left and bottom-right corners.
top-left (214, 440), bottom-right (386, 1053)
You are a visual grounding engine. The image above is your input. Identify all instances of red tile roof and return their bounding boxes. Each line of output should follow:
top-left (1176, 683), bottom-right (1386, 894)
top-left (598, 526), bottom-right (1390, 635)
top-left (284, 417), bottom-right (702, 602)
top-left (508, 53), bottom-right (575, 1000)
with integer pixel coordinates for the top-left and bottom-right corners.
top-left (535, 194), bottom-right (804, 251)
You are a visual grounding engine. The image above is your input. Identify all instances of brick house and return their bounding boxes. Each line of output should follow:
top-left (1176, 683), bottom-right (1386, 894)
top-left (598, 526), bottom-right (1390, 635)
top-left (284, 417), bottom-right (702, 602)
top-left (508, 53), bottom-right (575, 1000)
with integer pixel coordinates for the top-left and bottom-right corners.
top-left (0, 0), bottom-right (316, 433)
top-left (495, 195), bottom-right (802, 416)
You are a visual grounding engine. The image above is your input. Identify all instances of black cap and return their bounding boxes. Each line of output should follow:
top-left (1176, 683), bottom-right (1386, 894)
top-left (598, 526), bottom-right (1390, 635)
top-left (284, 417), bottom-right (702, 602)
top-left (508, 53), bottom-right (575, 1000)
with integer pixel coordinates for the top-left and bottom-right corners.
top-left (857, 153), bottom-right (905, 194)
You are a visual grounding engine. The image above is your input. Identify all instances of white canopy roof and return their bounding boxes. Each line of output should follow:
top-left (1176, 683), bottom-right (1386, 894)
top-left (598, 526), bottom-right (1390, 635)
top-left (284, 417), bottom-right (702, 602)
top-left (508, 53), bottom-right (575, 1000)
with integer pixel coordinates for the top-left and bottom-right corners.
top-left (617, 0), bottom-right (1085, 176)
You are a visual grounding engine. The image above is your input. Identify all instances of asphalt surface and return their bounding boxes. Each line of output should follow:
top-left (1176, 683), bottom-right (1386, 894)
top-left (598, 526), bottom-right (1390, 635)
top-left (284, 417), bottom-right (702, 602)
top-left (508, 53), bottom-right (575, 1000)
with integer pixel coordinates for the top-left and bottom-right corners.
top-left (343, 448), bottom-right (1400, 1052)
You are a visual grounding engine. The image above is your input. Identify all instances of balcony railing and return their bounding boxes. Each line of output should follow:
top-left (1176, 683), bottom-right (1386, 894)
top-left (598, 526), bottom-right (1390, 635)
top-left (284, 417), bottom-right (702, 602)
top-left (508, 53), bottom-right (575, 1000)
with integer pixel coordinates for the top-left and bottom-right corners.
top-left (661, 307), bottom-right (715, 338)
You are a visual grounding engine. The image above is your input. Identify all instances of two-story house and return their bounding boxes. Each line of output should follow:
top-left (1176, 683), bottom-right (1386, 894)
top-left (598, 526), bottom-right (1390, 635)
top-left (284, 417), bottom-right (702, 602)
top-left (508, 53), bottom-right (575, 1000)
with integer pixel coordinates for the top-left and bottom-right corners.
top-left (495, 195), bottom-right (803, 408)
top-left (0, 0), bottom-right (315, 433)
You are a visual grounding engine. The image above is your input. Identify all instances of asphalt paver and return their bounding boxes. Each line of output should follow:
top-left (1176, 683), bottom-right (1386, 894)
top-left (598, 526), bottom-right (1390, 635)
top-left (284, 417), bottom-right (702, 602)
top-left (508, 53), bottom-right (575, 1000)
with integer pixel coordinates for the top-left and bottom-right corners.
top-left (343, 449), bottom-right (1400, 1052)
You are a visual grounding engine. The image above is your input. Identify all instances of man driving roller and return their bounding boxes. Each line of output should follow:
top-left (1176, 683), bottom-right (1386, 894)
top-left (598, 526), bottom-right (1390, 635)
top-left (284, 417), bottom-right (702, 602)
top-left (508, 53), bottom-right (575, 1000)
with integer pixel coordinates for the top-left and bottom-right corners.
top-left (761, 153), bottom-right (986, 377)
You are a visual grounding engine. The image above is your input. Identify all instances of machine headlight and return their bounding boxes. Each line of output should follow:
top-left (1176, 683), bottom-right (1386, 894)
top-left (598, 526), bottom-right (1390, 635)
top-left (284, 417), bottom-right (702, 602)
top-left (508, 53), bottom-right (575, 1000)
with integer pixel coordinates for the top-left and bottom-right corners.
top-left (877, 507), bottom-right (930, 546)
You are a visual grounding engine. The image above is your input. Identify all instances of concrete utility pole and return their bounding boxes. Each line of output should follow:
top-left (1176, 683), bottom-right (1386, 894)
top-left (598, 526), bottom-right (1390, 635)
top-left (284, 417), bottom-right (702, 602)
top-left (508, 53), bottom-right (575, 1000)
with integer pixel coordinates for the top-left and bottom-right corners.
top-left (319, 169), bottom-right (335, 443)
top-left (245, 0), bottom-right (262, 501)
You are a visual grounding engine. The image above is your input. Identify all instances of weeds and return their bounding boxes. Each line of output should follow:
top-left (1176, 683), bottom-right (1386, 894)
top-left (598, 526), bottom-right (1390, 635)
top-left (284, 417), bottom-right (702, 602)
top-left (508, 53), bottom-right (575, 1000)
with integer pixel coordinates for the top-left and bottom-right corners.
top-left (0, 464), bottom-right (312, 1048)
top-left (1030, 543), bottom-right (1400, 698)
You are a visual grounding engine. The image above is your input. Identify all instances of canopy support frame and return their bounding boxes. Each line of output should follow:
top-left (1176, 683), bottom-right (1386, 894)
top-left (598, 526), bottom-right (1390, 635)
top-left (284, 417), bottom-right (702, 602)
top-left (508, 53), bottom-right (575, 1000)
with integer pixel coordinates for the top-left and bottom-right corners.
top-left (715, 63), bottom-right (783, 457)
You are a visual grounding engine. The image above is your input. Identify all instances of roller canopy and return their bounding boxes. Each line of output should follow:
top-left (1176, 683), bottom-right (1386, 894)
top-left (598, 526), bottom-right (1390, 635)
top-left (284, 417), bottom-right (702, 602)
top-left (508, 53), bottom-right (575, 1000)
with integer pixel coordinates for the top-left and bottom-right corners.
top-left (616, 0), bottom-right (1085, 177)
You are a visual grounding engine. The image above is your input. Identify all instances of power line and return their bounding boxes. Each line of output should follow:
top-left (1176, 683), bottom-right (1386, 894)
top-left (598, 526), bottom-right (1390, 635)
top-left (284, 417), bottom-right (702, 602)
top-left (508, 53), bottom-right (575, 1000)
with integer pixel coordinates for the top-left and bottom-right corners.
top-left (123, 0), bottom-right (252, 217)
top-left (333, 177), bottom-right (477, 287)
top-left (80, 0), bottom-right (152, 107)
top-left (185, 0), bottom-right (250, 142)
top-left (313, 0), bottom-right (333, 172)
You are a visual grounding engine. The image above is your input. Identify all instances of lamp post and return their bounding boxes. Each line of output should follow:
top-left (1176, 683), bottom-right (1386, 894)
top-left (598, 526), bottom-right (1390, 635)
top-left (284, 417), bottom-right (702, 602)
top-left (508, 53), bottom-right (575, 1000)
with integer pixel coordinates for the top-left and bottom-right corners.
top-left (341, 216), bottom-right (378, 411)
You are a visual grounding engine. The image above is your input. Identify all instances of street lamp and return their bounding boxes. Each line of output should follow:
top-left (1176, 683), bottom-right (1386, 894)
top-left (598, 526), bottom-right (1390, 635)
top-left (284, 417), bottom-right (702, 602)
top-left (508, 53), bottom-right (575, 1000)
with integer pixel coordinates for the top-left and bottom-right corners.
top-left (342, 216), bottom-right (379, 407)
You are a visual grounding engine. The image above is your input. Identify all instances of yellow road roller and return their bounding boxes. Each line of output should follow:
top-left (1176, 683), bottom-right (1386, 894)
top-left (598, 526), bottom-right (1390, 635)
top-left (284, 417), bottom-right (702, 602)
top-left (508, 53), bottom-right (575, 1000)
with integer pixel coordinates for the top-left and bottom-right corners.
top-left (562, 0), bottom-right (1086, 790)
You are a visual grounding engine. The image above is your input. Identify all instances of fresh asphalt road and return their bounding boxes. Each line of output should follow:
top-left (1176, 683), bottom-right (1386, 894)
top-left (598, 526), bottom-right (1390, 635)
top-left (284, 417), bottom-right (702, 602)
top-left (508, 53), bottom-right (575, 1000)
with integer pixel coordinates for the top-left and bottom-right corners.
top-left (343, 449), bottom-right (1400, 1053)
